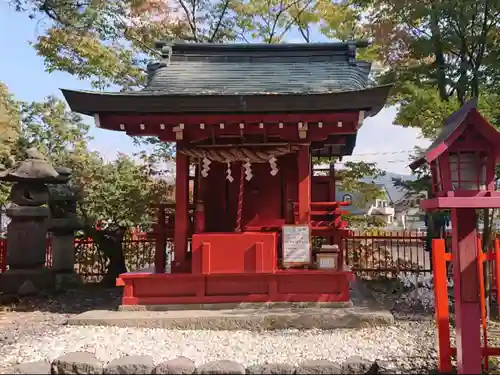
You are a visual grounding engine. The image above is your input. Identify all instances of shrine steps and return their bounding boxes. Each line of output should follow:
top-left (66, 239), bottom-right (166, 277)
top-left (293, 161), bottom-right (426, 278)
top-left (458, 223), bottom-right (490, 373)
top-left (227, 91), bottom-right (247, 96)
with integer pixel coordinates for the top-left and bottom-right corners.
top-left (116, 269), bottom-right (354, 306)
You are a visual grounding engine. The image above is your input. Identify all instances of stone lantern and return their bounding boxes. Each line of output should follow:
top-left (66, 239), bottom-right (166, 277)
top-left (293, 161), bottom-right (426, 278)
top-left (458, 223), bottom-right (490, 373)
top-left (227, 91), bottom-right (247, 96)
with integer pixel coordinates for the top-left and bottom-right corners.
top-left (409, 99), bottom-right (500, 374)
top-left (48, 167), bottom-right (83, 289)
top-left (0, 148), bottom-right (70, 295)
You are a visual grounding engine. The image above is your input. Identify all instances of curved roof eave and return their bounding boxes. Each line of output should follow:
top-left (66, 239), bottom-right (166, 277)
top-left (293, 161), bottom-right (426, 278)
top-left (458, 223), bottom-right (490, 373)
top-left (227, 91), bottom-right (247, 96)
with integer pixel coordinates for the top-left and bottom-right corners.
top-left (61, 84), bottom-right (392, 118)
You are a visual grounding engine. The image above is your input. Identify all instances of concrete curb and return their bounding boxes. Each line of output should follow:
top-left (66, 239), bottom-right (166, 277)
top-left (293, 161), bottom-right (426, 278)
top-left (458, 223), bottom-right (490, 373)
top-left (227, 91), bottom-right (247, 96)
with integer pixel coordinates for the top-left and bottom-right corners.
top-left (66, 307), bottom-right (395, 330)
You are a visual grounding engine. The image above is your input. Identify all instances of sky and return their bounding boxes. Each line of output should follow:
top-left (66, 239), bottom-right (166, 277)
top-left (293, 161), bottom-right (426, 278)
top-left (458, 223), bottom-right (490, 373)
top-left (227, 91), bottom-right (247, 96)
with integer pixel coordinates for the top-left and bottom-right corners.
top-left (0, 2), bottom-right (431, 175)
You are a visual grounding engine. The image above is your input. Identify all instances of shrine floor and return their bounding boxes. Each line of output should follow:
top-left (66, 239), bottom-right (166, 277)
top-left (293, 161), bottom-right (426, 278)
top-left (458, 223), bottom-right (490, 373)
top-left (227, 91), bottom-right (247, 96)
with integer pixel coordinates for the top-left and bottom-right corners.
top-left (66, 280), bottom-right (395, 330)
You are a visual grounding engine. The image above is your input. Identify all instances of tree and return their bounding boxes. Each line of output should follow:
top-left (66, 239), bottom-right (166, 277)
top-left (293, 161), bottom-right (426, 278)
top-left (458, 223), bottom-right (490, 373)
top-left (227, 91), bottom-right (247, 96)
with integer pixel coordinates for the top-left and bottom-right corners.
top-left (0, 89), bottom-right (171, 282)
top-left (0, 83), bottom-right (20, 167)
top-left (342, 0), bottom-right (500, 257)
top-left (8, 0), bottom-right (398, 230)
top-left (7, 0), bottom-right (251, 89)
top-left (349, 0), bottom-right (500, 136)
top-left (74, 152), bottom-right (171, 284)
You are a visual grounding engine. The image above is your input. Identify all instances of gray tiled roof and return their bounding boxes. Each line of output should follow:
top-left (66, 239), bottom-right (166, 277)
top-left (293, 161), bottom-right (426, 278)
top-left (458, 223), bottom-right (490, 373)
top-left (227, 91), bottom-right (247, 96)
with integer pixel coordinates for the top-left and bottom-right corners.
top-left (143, 42), bottom-right (372, 95)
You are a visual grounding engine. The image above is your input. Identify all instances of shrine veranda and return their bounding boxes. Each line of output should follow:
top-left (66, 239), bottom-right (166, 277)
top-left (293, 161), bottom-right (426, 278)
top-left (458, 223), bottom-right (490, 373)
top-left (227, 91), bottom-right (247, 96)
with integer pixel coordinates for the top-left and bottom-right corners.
top-left (62, 41), bottom-right (391, 307)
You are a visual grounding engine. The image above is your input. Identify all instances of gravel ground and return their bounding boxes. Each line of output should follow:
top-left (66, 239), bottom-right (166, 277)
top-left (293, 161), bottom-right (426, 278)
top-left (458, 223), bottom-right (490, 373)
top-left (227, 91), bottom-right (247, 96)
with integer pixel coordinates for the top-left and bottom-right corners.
top-left (0, 322), bottom-right (438, 373)
top-left (0, 285), bottom-right (440, 374)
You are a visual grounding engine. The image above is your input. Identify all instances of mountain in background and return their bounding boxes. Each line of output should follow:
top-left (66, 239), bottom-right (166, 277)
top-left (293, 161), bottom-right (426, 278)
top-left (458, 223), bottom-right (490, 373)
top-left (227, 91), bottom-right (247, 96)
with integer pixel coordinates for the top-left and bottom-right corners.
top-left (362, 171), bottom-right (416, 203)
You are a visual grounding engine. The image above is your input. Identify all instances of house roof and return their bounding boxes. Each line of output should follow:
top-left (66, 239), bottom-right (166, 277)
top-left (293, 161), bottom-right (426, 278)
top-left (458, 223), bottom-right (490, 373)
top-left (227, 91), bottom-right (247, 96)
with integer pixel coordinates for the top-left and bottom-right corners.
top-left (61, 41), bottom-right (392, 116)
top-left (409, 98), bottom-right (500, 170)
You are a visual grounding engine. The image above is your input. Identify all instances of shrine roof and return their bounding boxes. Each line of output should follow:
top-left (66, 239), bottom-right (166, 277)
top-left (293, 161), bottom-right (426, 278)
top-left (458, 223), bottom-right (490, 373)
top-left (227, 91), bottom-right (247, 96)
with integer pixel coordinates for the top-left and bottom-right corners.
top-left (143, 41), bottom-right (371, 95)
top-left (61, 41), bottom-right (392, 117)
top-left (410, 98), bottom-right (500, 170)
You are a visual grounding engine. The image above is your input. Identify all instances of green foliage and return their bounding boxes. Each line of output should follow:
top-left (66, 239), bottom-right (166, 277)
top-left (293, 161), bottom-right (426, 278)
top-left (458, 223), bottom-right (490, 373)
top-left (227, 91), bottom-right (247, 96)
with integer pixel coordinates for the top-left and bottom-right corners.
top-left (336, 160), bottom-right (386, 208)
top-left (351, 0), bottom-right (500, 136)
top-left (16, 95), bottom-right (91, 161)
top-left (76, 152), bottom-right (171, 229)
top-left (0, 84), bottom-right (171, 277)
top-left (3, 92), bottom-right (170, 230)
top-left (344, 213), bottom-right (386, 229)
top-left (0, 83), bottom-right (20, 166)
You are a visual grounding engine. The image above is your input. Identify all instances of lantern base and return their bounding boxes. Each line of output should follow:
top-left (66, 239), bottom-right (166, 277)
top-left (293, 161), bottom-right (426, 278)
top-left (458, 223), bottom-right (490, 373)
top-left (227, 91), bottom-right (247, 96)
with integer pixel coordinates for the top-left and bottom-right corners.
top-left (421, 196), bottom-right (500, 210)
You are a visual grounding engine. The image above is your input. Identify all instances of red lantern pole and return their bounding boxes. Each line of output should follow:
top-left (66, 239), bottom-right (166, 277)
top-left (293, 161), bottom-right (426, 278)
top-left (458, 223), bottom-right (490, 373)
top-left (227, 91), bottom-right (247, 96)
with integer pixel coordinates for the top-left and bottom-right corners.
top-left (450, 208), bottom-right (482, 374)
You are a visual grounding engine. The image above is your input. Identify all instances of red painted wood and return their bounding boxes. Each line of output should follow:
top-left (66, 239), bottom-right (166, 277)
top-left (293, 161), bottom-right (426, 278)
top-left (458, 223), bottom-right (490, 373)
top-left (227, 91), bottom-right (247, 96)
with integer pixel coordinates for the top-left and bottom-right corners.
top-left (203, 163), bottom-right (228, 232)
top-left (244, 162), bottom-right (282, 227)
top-left (173, 153), bottom-right (190, 273)
top-left (297, 145), bottom-right (311, 224)
top-left (431, 239), bottom-right (454, 373)
top-left (191, 232), bottom-right (278, 275)
top-left (423, 110), bottom-right (500, 165)
top-left (100, 112), bottom-right (360, 136)
top-left (451, 208), bottom-right (482, 374)
top-left (194, 201), bottom-right (205, 233)
top-left (421, 196), bottom-right (500, 210)
top-left (117, 270), bottom-right (353, 305)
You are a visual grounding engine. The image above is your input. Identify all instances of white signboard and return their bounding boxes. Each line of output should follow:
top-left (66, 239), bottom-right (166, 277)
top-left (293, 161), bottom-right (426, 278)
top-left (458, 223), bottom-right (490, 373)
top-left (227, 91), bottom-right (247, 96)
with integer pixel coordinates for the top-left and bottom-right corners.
top-left (282, 225), bottom-right (311, 267)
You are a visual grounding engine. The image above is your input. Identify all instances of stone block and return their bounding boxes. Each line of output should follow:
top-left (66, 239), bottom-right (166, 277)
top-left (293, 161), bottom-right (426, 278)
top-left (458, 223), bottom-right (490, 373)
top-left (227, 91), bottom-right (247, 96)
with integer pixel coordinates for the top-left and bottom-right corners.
top-left (295, 360), bottom-right (342, 374)
top-left (153, 357), bottom-right (196, 374)
top-left (341, 356), bottom-right (377, 374)
top-left (51, 235), bottom-right (76, 272)
top-left (196, 360), bottom-right (245, 374)
top-left (6, 208), bottom-right (49, 268)
top-left (246, 363), bottom-right (296, 374)
top-left (51, 351), bottom-right (104, 374)
top-left (11, 360), bottom-right (51, 374)
top-left (103, 355), bottom-right (154, 374)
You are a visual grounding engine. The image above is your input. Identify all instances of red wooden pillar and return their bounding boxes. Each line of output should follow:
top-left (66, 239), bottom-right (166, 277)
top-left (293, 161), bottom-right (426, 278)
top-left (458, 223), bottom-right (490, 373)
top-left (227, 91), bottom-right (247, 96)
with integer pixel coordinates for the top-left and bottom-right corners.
top-left (329, 161), bottom-right (336, 246)
top-left (173, 153), bottom-right (190, 273)
top-left (297, 145), bottom-right (311, 224)
top-left (432, 238), bottom-right (453, 373)
top-left (451, 208), bottom-right (482, 374)
top-left (329, 161), bottom-right (336, 201)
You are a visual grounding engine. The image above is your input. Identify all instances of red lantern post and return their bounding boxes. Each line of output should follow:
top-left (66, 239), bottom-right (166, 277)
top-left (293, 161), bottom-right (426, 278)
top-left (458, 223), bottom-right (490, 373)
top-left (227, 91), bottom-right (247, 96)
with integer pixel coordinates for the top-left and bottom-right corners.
top-left (410, 99), bottom-right (500, 374)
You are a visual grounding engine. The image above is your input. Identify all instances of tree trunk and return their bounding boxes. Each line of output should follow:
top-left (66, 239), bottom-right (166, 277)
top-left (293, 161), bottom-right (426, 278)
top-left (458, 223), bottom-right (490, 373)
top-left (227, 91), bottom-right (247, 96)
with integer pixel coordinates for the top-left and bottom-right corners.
top-left (429, 4), bottom-right (448, 101)
top-left (91, 227), bottom-right (128, 286)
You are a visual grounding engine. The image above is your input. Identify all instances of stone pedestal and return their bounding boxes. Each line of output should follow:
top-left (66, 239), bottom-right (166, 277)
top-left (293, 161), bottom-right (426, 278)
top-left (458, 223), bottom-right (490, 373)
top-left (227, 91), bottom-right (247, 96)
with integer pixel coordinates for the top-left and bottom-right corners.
top-left (51, 234), bottom-right (83, 291)
top-left (52, 235), bottom-right (75, 272)
top-left (49, 216), bottom-right (83, 291)
top-left (6, 206), bottom-right (49, 268)
top-left (0, 206), bottom-right (55, 294)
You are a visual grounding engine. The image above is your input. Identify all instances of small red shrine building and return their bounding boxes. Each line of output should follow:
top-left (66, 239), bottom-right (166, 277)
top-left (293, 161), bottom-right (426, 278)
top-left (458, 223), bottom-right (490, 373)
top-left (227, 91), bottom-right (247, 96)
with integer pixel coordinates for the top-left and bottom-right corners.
top-left (62, 42), bottom-right (391, 306)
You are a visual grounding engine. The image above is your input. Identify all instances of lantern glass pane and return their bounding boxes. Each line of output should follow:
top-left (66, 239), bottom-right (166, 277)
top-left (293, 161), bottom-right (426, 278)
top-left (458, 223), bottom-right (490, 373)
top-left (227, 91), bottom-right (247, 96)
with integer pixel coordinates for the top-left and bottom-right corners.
top-left (450, 152), bottom-right (486, 190)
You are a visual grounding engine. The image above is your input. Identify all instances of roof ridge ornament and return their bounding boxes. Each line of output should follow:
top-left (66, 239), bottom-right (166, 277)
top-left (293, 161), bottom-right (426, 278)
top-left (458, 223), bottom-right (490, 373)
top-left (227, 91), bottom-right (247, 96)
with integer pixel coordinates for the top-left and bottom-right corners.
top-left (161, 45), bottom-right (173, 63)
top-left (146, 61), bottom-right (168, 84)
